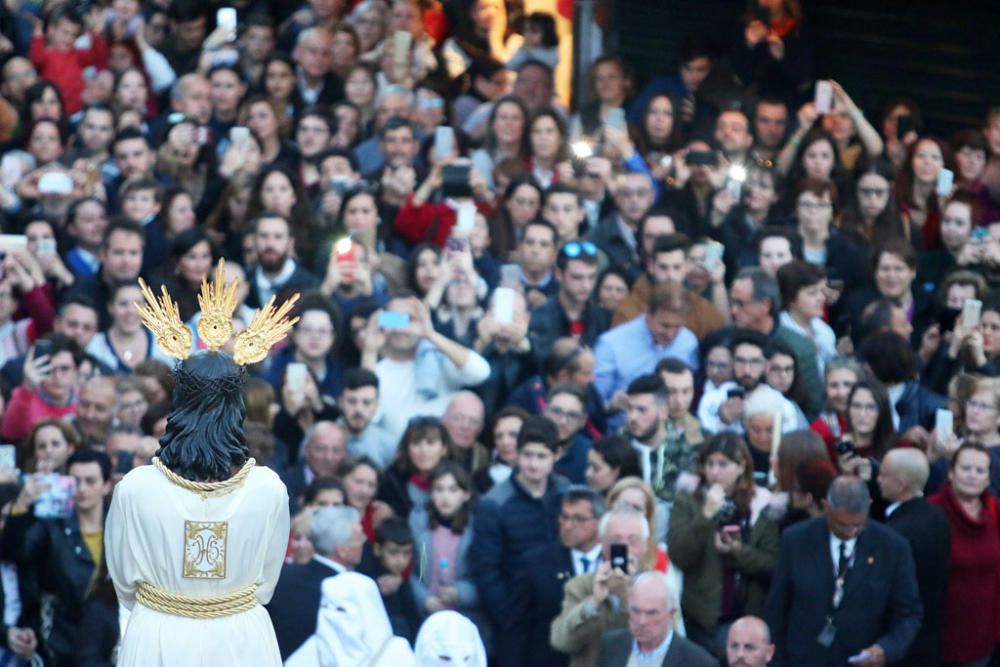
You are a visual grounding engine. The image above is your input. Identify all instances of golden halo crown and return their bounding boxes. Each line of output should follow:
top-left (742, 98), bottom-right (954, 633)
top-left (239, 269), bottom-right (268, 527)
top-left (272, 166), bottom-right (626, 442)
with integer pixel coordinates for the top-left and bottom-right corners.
top-left (135, 259), bottom-right (300, 365)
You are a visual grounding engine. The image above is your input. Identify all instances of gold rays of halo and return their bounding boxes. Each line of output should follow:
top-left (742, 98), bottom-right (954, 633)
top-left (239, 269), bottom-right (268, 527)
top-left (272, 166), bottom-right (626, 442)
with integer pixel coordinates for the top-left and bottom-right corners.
top-left (135, 279), bottom-right (193, 360)
top-left (197, 259), bottom-right (240, 351)
top-left (233, 293), bottom-right (301, 366)
top-left (136, 258), bottom-right (301, 365)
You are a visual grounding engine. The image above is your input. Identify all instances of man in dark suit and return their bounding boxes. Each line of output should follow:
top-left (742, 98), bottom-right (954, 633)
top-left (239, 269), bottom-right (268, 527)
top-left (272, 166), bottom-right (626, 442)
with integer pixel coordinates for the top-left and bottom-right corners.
top-left (279, 421), bottom-right (347, 513)
top-left (509, 486), bottom-right (605, 667)
top-left (764, 476), bottom-right (922, 667)
top-left (245, 212), bottom-right (319, 308)
top-left (595, 571), bottom-right (717, 667)
top-left (266, 506), bottom-right (364, 659)
top-left (878, 449), bottom-right (951, 667)
top-left (725, 616), bottom-right (774, 667)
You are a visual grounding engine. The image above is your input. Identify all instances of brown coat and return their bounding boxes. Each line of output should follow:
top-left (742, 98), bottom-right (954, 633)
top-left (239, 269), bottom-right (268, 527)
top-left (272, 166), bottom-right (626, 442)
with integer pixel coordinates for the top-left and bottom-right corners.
top-left (612, 275), bottom-right (724, 340)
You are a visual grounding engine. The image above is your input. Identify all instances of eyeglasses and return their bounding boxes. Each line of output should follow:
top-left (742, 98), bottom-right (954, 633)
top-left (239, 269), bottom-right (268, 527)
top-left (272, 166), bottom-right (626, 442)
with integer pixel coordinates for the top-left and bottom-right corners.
top-left (797, 201), bottom-right (833, 211)
top-left (559, 512), bottom-right (596, 524)
top-left (561, 241), bottom-right (597, 259)
top-left (546, 406), bottom-right (585, 422)
top-left (849, 402), bottom-right (878, 413)
top-left (768, 364), bottom-right (794, 375)
top-left (705, 360), bottom-right (731, 370)
top-left (733, 356), bottom-right (765, 367)
top-left (618, 188), bottom-right (653, 199)
top-left (967, 399), bottom-right (997, 413)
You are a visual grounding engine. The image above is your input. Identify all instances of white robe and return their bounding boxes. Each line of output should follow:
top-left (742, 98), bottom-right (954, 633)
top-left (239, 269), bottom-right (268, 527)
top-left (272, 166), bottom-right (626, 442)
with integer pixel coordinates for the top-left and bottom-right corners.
top-left (414, 611), bottom-right (486, 667)
top-left (105, 463), bottom-right (290, 666)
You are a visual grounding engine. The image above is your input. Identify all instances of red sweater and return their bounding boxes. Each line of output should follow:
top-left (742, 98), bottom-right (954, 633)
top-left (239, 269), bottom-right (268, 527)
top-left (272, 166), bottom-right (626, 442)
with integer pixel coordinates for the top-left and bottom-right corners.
top-left (395, 194), bottom-right (494, 248)
top-left (928, 486), bottom-right (1000, 662)
top-left (0, 386), bottom-right (77, 445)
top-left (29, 33), bottom-right (108, 114)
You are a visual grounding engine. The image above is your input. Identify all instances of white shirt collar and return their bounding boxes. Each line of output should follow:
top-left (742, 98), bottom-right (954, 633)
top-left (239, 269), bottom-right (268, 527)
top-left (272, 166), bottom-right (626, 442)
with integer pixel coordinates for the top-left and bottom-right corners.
top-left (570, 544), bottom-right (601, 575)
top-left (885, 501), bottom-right (903, 517)
top-left (312, 554), bottom-right (348, 575)
top-left (632, 629), bottom-right (673, 662)
top-left (829, 532), bottom-right (858, 573)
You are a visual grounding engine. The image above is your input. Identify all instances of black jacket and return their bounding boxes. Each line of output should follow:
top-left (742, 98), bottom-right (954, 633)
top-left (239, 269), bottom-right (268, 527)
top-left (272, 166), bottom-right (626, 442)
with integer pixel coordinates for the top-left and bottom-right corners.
top-left (507, 542), bottom-right (574, 667)
top-left (527, 296), bottom-right (610, 366)
top-left (884, 497), bottom-right (951, 667)
top-left (895, 380), bottom-right (947, 433)
top-left (764, 516), bottom-right (922, 667)
top-left (1, 511), bottom-right (98, 663)
top-left (588, 213), bottom-right (640, 275)
top-left (245, 263), bottom-right (320, 309)
top-left (266, 558), bottom-right (340, 659)
top-left (595, 628), bottom-right (718, 667)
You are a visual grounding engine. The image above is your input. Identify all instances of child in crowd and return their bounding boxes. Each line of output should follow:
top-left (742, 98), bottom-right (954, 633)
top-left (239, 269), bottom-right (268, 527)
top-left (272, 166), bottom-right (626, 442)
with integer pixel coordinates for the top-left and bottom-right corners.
top-left (409, 461), bottom-right (487, 644)
top-left (506, 12), bottom-right (559, 72)
top-left (29, 4), bottom-right (108, 114)
top-left (360, 516), bottom-right (423, 644)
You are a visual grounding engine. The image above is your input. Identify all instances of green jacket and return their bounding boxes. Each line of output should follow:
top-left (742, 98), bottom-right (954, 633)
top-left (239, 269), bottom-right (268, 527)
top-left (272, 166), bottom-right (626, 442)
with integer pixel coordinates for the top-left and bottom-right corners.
top-left (666, 490), bottom-right (779, 634)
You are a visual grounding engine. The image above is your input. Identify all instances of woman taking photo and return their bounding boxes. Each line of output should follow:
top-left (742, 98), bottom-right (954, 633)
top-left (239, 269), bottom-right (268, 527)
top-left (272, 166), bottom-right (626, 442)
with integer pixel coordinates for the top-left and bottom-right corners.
top-left (836, 379), bottom-right (896, 479)
top-left (570, 55), bottom-right (635, 138)
top-left (636, 94), bottom-right (684, 174)
top-left (238, 94), bottom-right (296, 170)
top-left (929, 443), bottom-right (999, 667)
top-left (896, 136), bottom-right (953, 249)
top-left (667, 433), bottom-right (778, 658)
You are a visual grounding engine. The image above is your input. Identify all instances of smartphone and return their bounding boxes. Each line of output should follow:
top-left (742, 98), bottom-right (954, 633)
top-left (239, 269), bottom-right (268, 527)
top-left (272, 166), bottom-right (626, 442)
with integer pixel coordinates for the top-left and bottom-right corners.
top-left (605, 107), bottom-right (626, 131)
top-left (229, 126), bottom-right (250, 147)
top-left (441, 163), bottom-right (473, 199)
top-left (34, 339), bottom-right (54, 359)
top-left (685, 150), bottom-right (717, 167)
top-left (0, 444), bottom-right (16, 470)
top-left (835, 440), bottom-right (856, 457)
top-left (455, 202), bottom-right (476, 233)
top-left (434, 126), bottom-right (454, 162)
top-left (896, 115), bottom-right (914, 141)
top-left (216, 7), bottom-right (237, 34)
top-left (848, 652), bottom-right (871, 665)
top-left (609, 543), bottom-right (628, 573)
top-left (727, 387), bottom-right (745, 400)
top-left (34, 474), bottom-right (75, 519)
top-left (286, 362), bottom-right (308, 390)
top-left (334, 237), bottom-right (356, 282)
top-left (704, 240), bottom-right (724, 270)
top-left (37, 238), bottom-right (57, 255)
top-left (814, 81), bottom-right (833, 114)
top-left (936, 168), bottom-right (954, 197)
top-left (963, 298), bottom-right (983, 328)
top-left (973, 227), bottom-right (990, 243)
top-left (493, 287), bottom-right (515, 325)
top-left (393, 31), bottom-right (412, 64)
top-left (196, 127), bottom-right (209, 145)
top-left (115, 450), bottom-right (134, 475)
top-left (330, 176), bottom-right (352, 196)
top-left (935, 409), bottom-right (954, 438)
top-left (378, 311), bottom-right (410, 330)
top-left (500, 264), bottom-right (520, 287)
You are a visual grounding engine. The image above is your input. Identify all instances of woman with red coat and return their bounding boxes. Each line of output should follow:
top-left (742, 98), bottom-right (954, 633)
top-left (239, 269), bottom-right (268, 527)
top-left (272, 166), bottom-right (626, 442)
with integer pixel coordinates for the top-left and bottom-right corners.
top-left (929, 442), bottom-right (1000, 667)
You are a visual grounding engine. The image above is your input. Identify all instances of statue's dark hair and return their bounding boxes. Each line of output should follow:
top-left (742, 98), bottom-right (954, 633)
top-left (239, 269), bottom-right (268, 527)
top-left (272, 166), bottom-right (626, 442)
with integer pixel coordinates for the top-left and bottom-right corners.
top-left (157, 352), bottom-right (249, 482)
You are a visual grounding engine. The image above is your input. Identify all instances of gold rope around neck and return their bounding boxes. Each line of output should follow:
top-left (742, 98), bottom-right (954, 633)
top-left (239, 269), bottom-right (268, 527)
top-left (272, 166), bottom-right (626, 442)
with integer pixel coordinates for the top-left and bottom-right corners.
top-left (153, 457), bottom-right (255, 499)
top-left (136, 581), bottom-right (257, 618)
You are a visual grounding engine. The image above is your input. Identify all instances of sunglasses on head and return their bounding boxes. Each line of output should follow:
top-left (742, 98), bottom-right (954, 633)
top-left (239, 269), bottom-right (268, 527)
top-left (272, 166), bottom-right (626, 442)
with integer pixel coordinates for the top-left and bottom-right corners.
top-left (561, 241), bottom-right (597, 258)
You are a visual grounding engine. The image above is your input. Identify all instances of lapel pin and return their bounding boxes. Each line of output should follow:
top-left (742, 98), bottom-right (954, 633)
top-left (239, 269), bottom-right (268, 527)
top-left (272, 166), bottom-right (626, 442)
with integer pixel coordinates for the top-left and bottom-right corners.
top-left (867, 556), bottom-right (875, 565)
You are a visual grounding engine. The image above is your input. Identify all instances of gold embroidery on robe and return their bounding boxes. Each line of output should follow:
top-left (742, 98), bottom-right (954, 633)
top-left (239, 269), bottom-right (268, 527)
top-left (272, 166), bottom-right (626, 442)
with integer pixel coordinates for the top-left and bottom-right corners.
top-left (183, 521), bottom-right (228, 579)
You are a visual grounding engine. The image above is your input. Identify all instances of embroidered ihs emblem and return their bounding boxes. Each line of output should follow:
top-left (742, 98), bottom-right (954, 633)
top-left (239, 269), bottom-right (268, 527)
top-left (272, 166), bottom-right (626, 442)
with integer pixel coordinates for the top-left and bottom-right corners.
top-left (183, 521), bottom-right (228, 579)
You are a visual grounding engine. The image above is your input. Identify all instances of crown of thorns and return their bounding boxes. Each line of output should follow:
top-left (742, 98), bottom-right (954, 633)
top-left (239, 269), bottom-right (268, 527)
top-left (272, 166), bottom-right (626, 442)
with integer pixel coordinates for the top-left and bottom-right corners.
top-left (134, 259), bottom-right (300, 366)
top-left (173, 365), bottom-right (248, 394)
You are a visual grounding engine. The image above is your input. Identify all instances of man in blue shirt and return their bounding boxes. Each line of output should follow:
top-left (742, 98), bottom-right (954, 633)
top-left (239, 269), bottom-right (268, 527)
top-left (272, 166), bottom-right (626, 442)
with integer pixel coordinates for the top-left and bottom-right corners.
top-left (594, 281), bottom-right (699, 412)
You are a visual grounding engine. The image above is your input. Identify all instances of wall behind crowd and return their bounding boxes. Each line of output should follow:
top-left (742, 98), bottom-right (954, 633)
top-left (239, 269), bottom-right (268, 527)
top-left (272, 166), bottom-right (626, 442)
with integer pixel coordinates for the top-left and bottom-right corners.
top-left (616, 0), bottom-right (1000, 133)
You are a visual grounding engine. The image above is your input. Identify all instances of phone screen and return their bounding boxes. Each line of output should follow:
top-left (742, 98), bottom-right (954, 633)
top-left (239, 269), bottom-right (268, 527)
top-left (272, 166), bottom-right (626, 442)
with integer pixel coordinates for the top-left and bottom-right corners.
top-left (610, 544), bottom-right (628, 573)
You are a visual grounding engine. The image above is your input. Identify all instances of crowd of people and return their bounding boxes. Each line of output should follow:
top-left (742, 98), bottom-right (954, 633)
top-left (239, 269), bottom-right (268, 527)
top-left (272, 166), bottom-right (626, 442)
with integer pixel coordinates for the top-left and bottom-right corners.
top-left (0, 0), bottom-right (997, 663)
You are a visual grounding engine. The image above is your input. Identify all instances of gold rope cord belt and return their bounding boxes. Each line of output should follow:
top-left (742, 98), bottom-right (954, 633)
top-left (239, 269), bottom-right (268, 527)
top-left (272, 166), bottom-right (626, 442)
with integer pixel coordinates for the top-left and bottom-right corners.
top-left (152, 457), bottom-right (256, 499)
top-left (135, 581), bottom-right (258, 618)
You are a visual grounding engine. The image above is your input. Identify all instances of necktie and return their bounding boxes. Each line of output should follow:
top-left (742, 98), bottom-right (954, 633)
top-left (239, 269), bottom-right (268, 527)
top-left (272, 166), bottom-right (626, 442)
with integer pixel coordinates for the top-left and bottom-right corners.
top-left (837, 542), bottom-right (849, 579)
top-left (580, 556), bottom-right (590, 573)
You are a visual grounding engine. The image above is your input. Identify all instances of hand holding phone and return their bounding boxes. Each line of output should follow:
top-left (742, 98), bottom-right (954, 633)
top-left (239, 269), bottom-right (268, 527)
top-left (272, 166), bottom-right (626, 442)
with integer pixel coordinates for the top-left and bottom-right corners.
top-left (936, 168), bottom-right (954, 197)
top-left (493, 287), bottom-right (515, 325)
top-left (378, 310), bottom-right (410, 330)
top-left (814, 81), bottom-right (833, 114)
top-left (609, 543), bottom-right (629, 574)
top-left (962, 298), bottom-right (983, 328)
top-left (605, 108), bottom-right (626, 131)
top-left (286, 362), bottom-right (308, 390)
